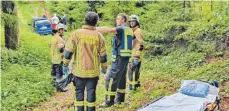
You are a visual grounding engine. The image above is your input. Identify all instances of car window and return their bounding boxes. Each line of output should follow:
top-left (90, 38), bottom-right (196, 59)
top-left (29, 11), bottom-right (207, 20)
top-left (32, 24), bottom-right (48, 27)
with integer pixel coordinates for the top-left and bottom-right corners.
top-left (35, 20), bottom-right (50, 25)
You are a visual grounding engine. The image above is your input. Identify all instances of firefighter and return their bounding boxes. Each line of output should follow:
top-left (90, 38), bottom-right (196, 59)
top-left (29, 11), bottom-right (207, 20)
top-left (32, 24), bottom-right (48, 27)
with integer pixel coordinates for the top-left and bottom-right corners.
top-left (63, 11), bottom-right (107, 111)
top-left (128, 14), bottom-right (144, 90)
top-left (50, 23), bottom-right (68, 92)
top-left (96, 13), bottom-right (134, 107)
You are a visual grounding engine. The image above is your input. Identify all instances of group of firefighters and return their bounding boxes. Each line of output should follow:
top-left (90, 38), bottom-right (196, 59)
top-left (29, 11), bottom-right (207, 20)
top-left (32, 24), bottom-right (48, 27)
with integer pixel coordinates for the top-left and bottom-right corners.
top-left (50, 11), bottom-right (143, 111)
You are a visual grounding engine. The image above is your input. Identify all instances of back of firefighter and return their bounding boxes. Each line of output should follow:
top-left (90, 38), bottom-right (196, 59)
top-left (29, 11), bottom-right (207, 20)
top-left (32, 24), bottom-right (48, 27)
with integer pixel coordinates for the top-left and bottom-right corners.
top-left (128, 14), bottom-right (144, 90)
top-left (96, 13), bottom-right (134, 108)
top-left (50, 23), bottom-right (68, 92)
top-left (63, 12), bottom-right (107, 111)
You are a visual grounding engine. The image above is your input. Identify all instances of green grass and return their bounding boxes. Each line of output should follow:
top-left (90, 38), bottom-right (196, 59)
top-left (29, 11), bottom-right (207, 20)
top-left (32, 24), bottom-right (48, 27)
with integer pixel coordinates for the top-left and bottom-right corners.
top-left (1, 2), bottom-right (55, 111)
top-left (93, 48), bottom-right (229, 110)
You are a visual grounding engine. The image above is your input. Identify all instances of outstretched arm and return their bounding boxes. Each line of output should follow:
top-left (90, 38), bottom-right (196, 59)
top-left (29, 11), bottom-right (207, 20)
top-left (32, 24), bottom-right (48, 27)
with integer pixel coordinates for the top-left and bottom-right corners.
top-left (96, 27), bottom-right (117, 34)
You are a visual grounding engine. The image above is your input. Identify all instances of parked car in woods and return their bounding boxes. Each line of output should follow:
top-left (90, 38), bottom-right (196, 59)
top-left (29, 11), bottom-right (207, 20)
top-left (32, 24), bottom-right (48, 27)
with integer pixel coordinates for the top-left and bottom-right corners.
top-left (29, 18), bottom-right (53, 35)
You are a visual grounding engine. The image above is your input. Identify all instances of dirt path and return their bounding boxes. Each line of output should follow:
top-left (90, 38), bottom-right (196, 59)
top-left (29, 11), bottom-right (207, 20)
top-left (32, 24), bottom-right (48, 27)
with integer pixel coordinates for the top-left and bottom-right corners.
top-left (30, 84), bottom-right (75, 111)
top-left (220, 82), bottom-right (229, 111)
top-left (221, 97), bottom-right (229, 111)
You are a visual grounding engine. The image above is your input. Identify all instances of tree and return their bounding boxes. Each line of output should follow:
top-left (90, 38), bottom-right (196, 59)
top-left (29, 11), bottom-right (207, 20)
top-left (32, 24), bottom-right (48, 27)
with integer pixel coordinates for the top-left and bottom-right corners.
top-left (2, 1), bottom-right (19, 50)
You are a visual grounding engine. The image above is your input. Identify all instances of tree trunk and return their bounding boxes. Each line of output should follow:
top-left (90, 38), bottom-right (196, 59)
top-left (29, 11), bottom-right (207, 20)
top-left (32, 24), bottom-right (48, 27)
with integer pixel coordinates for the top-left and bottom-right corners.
top-left (183, 1), bottom-right (186, 8)
top-left (223, 35), bottom-right (229, 59)
top-left (2, 1), bottom-right (19, 50)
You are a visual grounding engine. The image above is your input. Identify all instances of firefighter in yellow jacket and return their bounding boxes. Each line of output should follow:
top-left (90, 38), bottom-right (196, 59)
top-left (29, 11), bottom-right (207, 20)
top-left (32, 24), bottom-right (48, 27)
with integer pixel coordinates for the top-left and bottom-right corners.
top-left (128, 14), bottom-right (144, 90)
top-left (51, 23), bottom-right (68, 92)
top-left (63, 12), bottom-right (107, 111)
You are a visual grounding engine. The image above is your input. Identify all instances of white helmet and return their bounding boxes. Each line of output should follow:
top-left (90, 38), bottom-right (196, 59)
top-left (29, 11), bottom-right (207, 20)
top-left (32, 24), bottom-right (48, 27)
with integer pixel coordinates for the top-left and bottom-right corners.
top-left (129, 14), bottom-right (140, 24)
top-left (56, 23), bottom-right (65, 30)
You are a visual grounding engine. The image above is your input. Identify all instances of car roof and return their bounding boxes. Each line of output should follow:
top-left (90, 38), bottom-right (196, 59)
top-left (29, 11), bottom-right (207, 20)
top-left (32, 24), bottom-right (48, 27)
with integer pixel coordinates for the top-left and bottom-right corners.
top-left (32, 18), bottom-right (48, 21)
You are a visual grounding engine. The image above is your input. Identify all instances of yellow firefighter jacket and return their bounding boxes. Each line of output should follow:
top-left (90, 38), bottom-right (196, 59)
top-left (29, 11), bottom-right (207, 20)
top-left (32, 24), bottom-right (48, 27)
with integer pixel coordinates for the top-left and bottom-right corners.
top-left (63, 25), bottom-right (107, 78)
top-left (132, 26), bottom-right (143, 61)
top-left (51, 34), bottom-right (66, 64)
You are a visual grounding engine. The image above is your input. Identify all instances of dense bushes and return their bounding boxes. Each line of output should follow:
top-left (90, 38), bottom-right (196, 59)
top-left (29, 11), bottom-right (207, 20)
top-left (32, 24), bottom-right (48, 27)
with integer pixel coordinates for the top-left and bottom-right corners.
top-left (47, 1), bottom-right (229, 57)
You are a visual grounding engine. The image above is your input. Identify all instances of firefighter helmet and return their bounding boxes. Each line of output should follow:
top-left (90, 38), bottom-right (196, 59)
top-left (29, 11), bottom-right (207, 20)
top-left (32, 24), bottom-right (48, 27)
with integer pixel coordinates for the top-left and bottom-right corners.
top-left (129, 14), bottom-right (140, 24)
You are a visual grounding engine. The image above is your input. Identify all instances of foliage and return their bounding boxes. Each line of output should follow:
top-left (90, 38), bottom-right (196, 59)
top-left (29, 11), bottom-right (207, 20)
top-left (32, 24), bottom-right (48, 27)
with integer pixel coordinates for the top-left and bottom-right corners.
top-left (1, 64), bottom-right (54, 111)
top-left (1, 2), bottom-right (54, 110)
top-left (46, 1), bottom-right (88, 29)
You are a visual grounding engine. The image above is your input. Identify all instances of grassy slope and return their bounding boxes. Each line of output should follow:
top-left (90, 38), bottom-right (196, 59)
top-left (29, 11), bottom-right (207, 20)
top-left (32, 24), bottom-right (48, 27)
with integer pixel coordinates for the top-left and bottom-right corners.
top-left (97, 51), bottom-right (229, 111)
top-left (1, 2), bottom-right (55, 111)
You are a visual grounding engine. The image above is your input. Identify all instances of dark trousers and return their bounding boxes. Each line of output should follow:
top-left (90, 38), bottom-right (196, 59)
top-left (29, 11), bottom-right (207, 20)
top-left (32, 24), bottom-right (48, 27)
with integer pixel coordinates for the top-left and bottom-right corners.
top-left (51, 63), bottom-right (63, 87)
top-left (105, 56), bottom-right (130, 104)
top-left (128, 61), bottom-right (142, 90)
top-left (51, 63), bottom-right (63, 79)
top-left (73, 76), bottom-right (99, 111)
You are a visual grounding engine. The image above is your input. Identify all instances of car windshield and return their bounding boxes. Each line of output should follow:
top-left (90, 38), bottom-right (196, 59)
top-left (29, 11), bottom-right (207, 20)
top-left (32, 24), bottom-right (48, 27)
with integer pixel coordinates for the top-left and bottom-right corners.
top-left (35, 20), bottom-right (50, 25)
